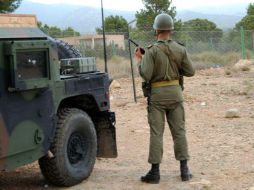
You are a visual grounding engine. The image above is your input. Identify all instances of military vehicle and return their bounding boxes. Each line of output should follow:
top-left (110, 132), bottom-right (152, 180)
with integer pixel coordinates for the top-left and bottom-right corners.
top-left (0, 14), bottom-right (117, 187)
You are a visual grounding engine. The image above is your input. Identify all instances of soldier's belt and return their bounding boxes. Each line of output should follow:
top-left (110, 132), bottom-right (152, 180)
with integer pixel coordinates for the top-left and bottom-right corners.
top-left (151, 80), bottom-right (179, 88)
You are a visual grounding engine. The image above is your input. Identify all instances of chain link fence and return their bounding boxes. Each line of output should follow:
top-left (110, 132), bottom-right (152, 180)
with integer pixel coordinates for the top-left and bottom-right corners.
top-left (42, 27), bottom-right (254, 77)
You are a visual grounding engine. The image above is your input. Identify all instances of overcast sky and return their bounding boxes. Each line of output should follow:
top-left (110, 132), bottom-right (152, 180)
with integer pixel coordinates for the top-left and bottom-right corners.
top-left (26, 0), bottom-right (253, 11)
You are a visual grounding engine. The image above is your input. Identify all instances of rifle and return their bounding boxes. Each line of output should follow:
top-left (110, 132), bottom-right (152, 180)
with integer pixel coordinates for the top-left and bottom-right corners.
top-left (128, 39), bottom-right (145, 54)
top-left (128, 39), bottom-right (151, 97)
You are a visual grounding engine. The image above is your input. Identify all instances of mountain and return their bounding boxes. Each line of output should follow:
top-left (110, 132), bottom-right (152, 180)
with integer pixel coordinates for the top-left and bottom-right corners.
top-left (15, 1), bottom-right (247, 33)
top-left (15, 1), bottom-right (135, 33)
top-left (176, 11), bottom-right (242, 29)
top-left (192, 3), bottom-right (247, 16)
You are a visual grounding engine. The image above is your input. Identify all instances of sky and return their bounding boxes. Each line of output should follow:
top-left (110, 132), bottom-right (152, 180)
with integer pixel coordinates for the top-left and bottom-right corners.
top-left (26, 0), bottom-right (253, 11)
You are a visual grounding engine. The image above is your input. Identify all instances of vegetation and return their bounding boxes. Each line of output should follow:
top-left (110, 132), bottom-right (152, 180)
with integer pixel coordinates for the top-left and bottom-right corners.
top-left (96, 56), bottom-right (134, 78)
top-left (0, 0), bottom-right (22, 13)
top-left (80, 2), bottom-right (254, 78)
top-left (135, 0), bottom-right (177, 29)
top-left (96, 15), bottom-right (128, 35)
top-left (32, 1), bottom-right (254, 73)
top-left (77, 43), bottom-right (129, 60)
top-left (223, 3), bottom-right (254, 52)
top-left (190, 51), bottom-right (240, 70)
top-left (93, 51), bottom-right (242, 79)
top-left (38, 22), bottom-right (80, 38)
top-left (235, 3), bottom-right (254, 30)
top-left (181, 19), bottom-right (223, 42)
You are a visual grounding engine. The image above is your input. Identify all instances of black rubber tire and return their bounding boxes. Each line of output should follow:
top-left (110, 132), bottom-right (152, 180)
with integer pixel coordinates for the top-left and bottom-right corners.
top-left (39, 108), bottom-right (97, 187)
top-left (55, 39), bottom-right (82, 59)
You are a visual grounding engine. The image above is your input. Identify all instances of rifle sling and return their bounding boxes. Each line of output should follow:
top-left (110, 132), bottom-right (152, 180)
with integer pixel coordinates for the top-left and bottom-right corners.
top-left (156, 44), bottom-right (181, 79)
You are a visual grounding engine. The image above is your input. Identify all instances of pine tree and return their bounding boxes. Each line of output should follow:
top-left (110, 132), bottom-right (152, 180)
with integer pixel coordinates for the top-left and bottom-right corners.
top-left (0, 0), bottom-right (22, 13)
top-left (135, 0), bottom-right (176, 30)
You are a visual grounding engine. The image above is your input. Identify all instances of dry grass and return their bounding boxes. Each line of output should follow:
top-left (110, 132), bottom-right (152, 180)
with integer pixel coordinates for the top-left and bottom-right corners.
top-left (96, 56), bottom-right (138, 79)
top-left (244, 80), bottom-right (254, 96)
top-left (191, 51), bottom-right (241, 70)
top-left (96, 52), bottom-right (243, 78)
top-left (225, 59), bottom-right (254, 75)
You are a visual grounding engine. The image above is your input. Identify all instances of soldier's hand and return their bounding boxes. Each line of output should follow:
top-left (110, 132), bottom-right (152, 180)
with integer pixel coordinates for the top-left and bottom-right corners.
top-left (134, 48), bottom-right (142, 62)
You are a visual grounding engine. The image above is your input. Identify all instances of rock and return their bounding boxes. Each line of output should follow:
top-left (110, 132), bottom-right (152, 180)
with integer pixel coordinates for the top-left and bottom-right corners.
top-left (111, 80), bottom-right (121, 89)
top-left (201, 102), bottom-right (207, 106)
top-left (233, 60), bottom-right (254, 72)
top-left (190, 179), bottom-right (212, 186)
top-left (44, 184), bottom-right (49, 188)
top-left (225, 69), bottom-right (231, 75)
top-left (209, 82), bottom-right (218, 86)
top-left (134, 130), bottom-right (145, 133)
top-left (115, 102), bottom-right (128, 107)
top-left (126, 102), bottom-right (138, 107)
top-left (225, 108), bottom-right (240, 118)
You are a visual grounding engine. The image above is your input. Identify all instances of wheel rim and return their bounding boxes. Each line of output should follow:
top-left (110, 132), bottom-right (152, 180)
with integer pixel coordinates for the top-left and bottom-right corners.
top-left (67, 132), bottom-right (86, 166)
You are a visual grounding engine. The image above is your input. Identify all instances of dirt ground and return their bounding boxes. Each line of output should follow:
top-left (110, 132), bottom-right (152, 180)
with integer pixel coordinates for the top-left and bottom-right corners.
top-left (1, 65), bottom-right (254, 190)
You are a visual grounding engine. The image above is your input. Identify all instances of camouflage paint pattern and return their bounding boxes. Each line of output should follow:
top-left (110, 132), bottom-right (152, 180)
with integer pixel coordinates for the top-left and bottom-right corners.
top-left (0, 28), bottom-right (114, 171)
top-left (0, 114), bottom-right (9, 170)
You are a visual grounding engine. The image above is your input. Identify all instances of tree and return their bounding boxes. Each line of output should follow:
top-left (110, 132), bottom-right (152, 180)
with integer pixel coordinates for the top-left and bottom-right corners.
top-left (63, 27), bottom-right (80, 37)
top-left (235, 3), bottom-right (254, 30)
top-left (38, 22), bottom-right (80, 38)
top-left (247, 3), bottom-right (254, 15)
top-left (0, 0), bottom-right (22, 13)
top-left (48, 26), bottom-right (62, 38)
top-left (96, 15), bottom-right (128, 35)
top-left (232, 3), bottom-right (254, 50)
top-left (135, 0), bottom-right (177, 30)
top-left (181, 19), bottom-right (223, 42)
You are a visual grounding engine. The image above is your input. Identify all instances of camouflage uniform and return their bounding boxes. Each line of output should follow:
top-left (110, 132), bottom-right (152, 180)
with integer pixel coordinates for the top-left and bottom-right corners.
top-left (138, 39), bottom-right (195, 164)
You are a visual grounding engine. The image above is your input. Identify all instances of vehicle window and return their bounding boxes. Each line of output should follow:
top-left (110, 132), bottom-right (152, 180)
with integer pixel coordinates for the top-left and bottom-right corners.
top-left (16, 50), bottom-right (48, 80)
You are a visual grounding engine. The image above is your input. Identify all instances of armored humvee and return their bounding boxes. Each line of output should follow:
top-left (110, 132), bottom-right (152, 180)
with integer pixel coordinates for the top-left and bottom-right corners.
top-left (0, 17), bottom-right (117, 187)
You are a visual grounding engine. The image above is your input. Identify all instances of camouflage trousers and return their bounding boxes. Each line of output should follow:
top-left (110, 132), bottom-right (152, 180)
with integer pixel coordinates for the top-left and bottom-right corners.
top-left (147, 101), bottom-right (190, 164)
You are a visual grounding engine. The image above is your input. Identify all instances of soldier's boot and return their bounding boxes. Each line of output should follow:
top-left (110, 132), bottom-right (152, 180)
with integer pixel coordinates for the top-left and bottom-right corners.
top-left (141, 164), bottom-right (160, 184)
top-left (180, 160), bottom-right (192, 181)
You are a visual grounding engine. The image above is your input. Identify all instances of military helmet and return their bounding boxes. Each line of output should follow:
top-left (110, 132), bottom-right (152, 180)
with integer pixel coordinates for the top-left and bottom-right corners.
top-left (153, 13), bottom-right (174, 30)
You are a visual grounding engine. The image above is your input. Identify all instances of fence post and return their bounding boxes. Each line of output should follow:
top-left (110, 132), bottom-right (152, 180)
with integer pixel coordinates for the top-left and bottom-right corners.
top-left (252, 32), bottom-right (254, 52)
top-left (111, 41), bottom-right (116, 56)
top-left (241, 26), bottom-right (247, 59)
top-left (127, 20), bottom-right (137, 103)
top-left (209, 38), bottom-right (214, 51)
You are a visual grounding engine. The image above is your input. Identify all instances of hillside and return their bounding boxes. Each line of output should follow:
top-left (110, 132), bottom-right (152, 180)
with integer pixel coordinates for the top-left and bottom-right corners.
top-left (15, 1), bottom-right (135, 33)
top-left (15, 1), bottom-right (246, 33)
top-left (176, 11), bottom-right (242, 29)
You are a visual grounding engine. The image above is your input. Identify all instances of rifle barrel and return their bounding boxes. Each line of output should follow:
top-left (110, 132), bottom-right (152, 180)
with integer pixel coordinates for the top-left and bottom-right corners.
top-left (128, 39), bottom-right (139, 47)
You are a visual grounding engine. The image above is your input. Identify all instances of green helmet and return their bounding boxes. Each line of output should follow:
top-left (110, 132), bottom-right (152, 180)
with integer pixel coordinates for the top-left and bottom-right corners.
top-left (153, 13), bottom-right (174, 30)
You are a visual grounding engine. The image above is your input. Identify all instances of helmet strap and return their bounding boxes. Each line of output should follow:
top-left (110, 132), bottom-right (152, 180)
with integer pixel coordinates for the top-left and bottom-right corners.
top-left (154, 30), bottom-right (157, 36)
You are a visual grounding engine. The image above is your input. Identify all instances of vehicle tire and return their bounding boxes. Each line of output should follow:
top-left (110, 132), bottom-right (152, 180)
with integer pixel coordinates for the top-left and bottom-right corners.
top-left (55, 39), bottom-right (82, 59)
top-left (39, 108), bottom-right (97, 187)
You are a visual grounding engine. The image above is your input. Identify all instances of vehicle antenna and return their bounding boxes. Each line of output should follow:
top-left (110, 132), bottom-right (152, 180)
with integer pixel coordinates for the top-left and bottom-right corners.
top-left (101, 0), bottom-right (108, 73)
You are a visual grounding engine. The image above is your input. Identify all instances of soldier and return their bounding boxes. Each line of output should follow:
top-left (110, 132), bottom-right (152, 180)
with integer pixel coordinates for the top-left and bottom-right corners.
top-left (134, 13), bottom-right (195, 184)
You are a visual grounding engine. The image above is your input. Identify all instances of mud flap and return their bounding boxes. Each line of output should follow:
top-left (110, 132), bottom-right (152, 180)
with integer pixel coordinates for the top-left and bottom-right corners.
top-left (96, 112), bottom-right (117, 158)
